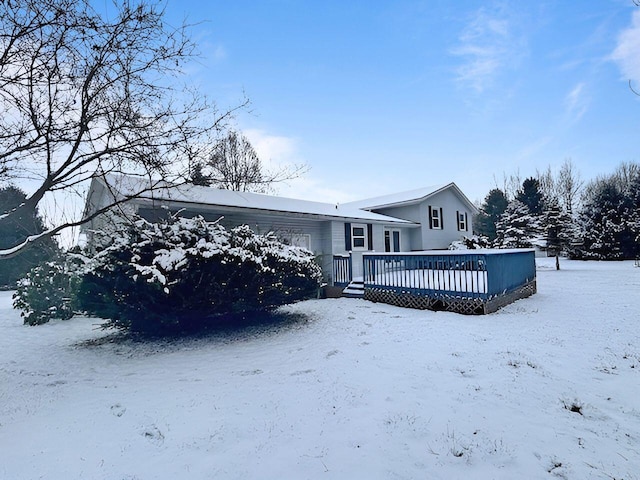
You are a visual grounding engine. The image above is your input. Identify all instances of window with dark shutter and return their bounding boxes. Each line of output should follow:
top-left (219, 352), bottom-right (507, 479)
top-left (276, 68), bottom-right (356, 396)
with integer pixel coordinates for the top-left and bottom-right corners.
top-left (429, 206), bottom-right (442, 229)
top-left (456, 211), bottom-right (467, 231)
top-left (350, 223), bottom-right (367, 250)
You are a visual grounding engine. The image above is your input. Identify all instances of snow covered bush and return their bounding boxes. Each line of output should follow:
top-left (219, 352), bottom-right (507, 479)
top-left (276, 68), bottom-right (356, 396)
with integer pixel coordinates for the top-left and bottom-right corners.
top-left (449, 235), bottom-right (491, 250)
top-left (13, 259), bottom-right (79, 325)
top-left (76, 215), bottom-right (322, 334)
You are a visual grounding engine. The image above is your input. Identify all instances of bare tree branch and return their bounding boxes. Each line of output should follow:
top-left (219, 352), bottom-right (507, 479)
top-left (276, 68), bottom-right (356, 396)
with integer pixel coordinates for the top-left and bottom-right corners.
top-left (0, 0), bottom-right (247, 257)
top-left (195, 130), bottom-right (307, 193)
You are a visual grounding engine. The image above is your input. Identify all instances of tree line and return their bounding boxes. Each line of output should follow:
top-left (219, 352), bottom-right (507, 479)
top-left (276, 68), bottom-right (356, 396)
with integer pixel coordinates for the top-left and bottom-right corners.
top-left (473, 159), bottom-right (640, 260)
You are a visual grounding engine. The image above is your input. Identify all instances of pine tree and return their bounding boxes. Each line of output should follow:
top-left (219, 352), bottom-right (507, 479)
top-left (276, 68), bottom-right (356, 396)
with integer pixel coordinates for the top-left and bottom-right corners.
top-left (495, 200), bottom-right (539, 248)
top-left (578, 180), bottom-right (630, 259)
top-left (0, 186), bottom-right (59, 287)
top-left (543, 197), bottom-right (575, 267)
top-left (516, 177), bottom-right (544, 215)
top-left (474, 188), bottom-right (508, 241)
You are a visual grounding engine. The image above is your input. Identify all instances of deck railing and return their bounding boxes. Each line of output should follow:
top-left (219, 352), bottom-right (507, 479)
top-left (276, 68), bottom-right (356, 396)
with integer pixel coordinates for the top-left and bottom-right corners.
top-left (332, 254), bottom-right (352, 287)
top-left (362, 249), bottom-right (536, 300)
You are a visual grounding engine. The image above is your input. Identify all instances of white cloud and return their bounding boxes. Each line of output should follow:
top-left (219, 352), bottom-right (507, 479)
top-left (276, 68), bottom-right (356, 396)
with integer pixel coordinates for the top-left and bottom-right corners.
top-left (564, 82), bottom-right (589, 122)
top-left (243, 128), bottom-right (298, 170)
top-left (516, 135), bottom-right (554, 161)
top-left (611, 10), bottom-right (640, 84)
top-left (451, 6), bottom-right (523, 93)
top-left (212, 45), bottom-right (227, 61)
top-left (241, 128), bottom-right (362, 203)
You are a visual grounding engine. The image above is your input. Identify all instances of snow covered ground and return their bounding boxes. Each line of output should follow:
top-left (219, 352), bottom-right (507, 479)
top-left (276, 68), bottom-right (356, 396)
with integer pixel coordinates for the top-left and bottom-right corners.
top-left (1, 258), bottom-right (639, 479)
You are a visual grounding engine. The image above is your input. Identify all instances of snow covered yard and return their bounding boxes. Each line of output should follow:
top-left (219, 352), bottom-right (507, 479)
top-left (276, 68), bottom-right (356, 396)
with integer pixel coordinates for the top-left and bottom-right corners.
top-left (1, 258), bottom-right (639, 480)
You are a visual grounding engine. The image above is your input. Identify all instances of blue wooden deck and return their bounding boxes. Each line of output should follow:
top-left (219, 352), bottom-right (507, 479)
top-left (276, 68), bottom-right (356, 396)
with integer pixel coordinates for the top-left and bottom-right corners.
top-left (333, 249), bottom-right (536, 313)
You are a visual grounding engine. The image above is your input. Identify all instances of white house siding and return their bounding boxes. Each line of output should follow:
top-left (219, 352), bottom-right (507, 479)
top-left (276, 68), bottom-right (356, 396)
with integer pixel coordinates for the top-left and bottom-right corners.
top-left (375, 203), bottom-right (421, 223)
top-left (370, 189), bottom-right (474, 251)
top-left (371, 224), bottom-right (385, 252)
top-left (419, 189), bottom-right (473, 250)
top-left (83, 182), bottom-right (137, 248)
top-left (368, 204), bottom-right (421, 250)
top-left (330, 221), bottom-right (346, 255)
top-left (407, 227), bottom-right (423, 251)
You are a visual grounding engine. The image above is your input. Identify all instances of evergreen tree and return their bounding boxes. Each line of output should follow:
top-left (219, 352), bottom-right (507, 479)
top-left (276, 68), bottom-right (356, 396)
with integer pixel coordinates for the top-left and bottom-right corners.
top-left (543, 197), bottom-right (575, 265)
top-left (516, 177), bottom-right (544, 215)
top-left (629, 173), bottom-right (640, 246)
top-left (0, 186), bottom-right (58, 287)
top-left (545, 199), bottom-right (563, 254)
top-left (189, 162), bottom-right (211, 187)
top-left (495, 200), bottom-right (539, 248)
top-left (474, 188), bottom-right (508, 241)
top-left (577, 178), bottom-right (638, 259)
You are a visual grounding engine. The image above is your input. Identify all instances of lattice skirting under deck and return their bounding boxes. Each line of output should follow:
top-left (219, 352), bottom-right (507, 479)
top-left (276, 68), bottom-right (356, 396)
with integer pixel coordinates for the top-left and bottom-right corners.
top-left (363, 280), bottom-right (536, 315)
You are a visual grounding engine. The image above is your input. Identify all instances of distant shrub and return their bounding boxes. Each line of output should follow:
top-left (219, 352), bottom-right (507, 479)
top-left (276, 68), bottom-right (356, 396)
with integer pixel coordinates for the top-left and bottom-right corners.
top-left (13, 259), bottom-right (79, 325)
top-left (449, 235), bottom-right (491, 250)
top-left (76, 215), bottom-right (322, 335)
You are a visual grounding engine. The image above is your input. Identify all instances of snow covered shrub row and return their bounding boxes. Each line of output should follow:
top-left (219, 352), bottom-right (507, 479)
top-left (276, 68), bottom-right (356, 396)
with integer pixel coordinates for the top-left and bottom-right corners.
top-left (13, 259), bottom-right (79, 325)
top-left (75, 215), bottom-right (322, 334)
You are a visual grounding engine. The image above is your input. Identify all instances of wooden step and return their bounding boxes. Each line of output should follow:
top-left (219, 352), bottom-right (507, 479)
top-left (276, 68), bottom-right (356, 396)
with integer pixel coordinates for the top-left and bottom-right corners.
top-left (342, 280), bottom-right (365, 298)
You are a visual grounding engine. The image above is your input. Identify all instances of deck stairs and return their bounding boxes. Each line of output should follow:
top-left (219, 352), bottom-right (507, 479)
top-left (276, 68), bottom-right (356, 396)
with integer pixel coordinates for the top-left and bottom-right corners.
top-left (342, 278), bottom-right (365, 298)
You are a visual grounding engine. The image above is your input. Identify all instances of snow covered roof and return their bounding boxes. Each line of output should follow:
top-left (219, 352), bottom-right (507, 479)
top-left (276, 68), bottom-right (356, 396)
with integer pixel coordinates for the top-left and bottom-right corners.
top-left (95, 174), bottom-right (418, 225)
top-left (345, 182), bottom-right (478, 213)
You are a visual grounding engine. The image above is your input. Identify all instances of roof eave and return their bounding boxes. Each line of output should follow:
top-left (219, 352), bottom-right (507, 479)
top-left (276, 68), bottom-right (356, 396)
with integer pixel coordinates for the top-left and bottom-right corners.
top-left (359, 182), bottom-right (478, 213)
top-left (132, 196), bottom-right (419, 226)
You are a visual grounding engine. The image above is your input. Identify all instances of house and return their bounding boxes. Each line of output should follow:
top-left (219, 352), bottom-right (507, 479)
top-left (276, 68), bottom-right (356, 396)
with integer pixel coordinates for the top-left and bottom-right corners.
top-left (83, 174), bottom-right (478, 285)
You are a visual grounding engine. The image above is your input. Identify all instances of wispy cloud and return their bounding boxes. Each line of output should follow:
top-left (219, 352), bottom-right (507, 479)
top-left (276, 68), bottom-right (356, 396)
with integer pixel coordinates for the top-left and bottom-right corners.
top-left (451, 6), bottom-right (524, 93)
top-left (564, 82), bottom-right (589, 122)
top-left (611, 10), bottom-right (640, 85)
top-left (212, 45), bottom-right (227, 61)
top-left (242, 128), bottom-right (359, 203)
top-left (516, 135), bottom-right (554, 161)
top-left (244, 128), bottom-right (297, 166)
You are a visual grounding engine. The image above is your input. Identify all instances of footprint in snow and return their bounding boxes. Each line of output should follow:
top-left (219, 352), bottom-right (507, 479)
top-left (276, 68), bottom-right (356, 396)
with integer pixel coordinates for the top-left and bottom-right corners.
top-left (141, 424), bottom-right (165, 446)
top-left (46, 379), bottom-right (67, 387)
top-left (110, 403), bottom-right (126, 417)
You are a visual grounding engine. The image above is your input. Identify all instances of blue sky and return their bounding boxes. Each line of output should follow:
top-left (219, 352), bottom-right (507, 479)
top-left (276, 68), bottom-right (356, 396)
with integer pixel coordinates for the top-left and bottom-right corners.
top-left (160, 0), bottom-right (640, 204)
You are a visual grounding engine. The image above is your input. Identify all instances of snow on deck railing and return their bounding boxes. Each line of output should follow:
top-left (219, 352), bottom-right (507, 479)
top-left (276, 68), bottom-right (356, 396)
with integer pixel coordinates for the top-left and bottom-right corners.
top-left (333, 254), bottom-right (352, 286)
top-left (362, 249), bottom-right (535, 299)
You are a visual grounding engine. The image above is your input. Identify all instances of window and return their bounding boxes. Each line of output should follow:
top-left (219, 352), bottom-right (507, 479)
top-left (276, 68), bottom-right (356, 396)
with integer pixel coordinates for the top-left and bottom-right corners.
top-left (351, 224), bottom-right (367, 250)
top-left (457, 211), bottom-right (468, 231)
top-left (429, 206), bottom-right (443, 229)
top-left (290, 233), bottom-right (311, 250)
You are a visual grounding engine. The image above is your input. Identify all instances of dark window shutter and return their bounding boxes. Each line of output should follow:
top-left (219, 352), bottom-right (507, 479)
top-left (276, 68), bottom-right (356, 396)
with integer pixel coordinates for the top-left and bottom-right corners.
top-left (456, 210), bottom-right (460, 231)
top-left (344, 222), bottom-right (352, 250)
top-left (439, 208), bottom-right (444, 229)
top-left (428, 206), bottom-right (433, 229)
top-left (465, 212), bottom-right (468, 231)
top-left (367, 224), bottom-right (373, 250)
